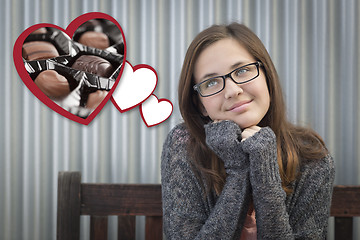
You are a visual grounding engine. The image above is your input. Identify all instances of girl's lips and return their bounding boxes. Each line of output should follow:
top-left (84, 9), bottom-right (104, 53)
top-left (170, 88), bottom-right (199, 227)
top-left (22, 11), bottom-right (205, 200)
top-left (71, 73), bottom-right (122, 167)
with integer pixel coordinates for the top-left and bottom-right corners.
top-left (228, 100), bottom-right (252, 113)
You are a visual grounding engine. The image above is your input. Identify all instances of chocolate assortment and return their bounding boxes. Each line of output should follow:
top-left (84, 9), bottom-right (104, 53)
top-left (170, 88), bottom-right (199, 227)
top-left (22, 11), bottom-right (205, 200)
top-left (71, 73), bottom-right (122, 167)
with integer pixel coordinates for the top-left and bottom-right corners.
top-left (22, 19), bottom-right (124, 118)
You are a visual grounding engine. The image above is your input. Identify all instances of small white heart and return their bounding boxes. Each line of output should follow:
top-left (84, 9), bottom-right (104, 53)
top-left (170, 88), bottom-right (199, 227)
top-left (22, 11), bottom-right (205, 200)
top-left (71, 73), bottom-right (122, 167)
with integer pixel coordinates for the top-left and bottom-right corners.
top-left (140, 95), bottom-right (173, 127)
top-left (112, 62), bottom-right (157, 112)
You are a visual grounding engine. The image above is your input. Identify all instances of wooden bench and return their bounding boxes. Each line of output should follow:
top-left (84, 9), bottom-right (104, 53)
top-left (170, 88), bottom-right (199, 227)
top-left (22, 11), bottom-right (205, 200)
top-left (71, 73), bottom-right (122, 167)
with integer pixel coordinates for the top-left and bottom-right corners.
top-left (57, 171), bottom-right (360, 240)
top-left (57, 172), bottom-right (162, 240)
top-left (330, 185), bottom-right (360, 240)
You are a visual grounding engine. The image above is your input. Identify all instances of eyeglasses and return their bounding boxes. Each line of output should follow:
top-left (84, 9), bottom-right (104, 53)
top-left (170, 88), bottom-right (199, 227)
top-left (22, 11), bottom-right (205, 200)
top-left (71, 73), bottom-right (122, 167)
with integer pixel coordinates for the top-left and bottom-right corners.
top-left (193, 61), bottom-right (262, 97)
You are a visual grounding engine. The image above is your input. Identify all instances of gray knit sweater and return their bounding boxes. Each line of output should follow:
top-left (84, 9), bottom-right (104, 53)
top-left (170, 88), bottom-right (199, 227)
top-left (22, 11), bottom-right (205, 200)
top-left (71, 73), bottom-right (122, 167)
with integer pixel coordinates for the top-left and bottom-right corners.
top-left (161, 120), bottom-right (335, 239)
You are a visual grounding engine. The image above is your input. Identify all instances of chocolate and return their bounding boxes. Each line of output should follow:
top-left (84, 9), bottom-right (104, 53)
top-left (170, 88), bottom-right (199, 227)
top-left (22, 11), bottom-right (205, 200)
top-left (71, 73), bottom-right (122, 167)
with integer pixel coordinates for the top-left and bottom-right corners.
top-left (71, 55), bottom-right (114, 77)
top-left (22, 41), bottom-right (59, 60)
top-left (31, 28), bottom-right (47, 34)
top-left (86, 90), bottom-right (107, 109)
top-left (78, 31), bottom-right (110, 50)
top-left (72, 18), bottom-right (123, 54)
top-left (34, 70), bottom-right (70, 99)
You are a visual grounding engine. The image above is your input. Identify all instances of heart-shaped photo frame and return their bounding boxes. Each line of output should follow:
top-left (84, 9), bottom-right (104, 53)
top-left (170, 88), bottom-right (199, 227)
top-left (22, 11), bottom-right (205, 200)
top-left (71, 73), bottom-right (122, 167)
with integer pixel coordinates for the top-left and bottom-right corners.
top-left (13, 12), bottom-right (126, 125)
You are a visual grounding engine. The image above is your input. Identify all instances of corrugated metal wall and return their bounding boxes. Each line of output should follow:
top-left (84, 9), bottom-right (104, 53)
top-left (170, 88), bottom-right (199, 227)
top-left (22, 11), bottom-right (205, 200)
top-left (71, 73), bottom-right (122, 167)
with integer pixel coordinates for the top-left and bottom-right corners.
top-left (1, 0), bottom-right (359, 239)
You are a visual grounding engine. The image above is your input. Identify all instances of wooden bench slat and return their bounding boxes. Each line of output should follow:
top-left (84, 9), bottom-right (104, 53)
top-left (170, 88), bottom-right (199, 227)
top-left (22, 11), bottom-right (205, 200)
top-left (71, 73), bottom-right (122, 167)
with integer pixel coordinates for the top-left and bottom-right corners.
top-left (80, 184), bottom-right (162, 216)
top-left (118, 216), bottom-right (136, 240)
top-left (90, 216), bottom-right (108, 240)
top-left (334, 217), bottom-right (353, 240)
top-left (145, 216), bottom-right (163, 240)
top-left (57, 172), bottom-right (81, 240)
top-left (330, 185), bottom-right (360, 217)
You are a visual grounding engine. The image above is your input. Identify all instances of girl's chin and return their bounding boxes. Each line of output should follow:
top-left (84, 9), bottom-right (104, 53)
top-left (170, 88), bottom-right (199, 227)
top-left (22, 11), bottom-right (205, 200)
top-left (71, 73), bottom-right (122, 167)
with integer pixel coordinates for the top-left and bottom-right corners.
top-left (208, 114), bottom-right (262, 129)
top-left (232, 119), bottom-right (262, 129)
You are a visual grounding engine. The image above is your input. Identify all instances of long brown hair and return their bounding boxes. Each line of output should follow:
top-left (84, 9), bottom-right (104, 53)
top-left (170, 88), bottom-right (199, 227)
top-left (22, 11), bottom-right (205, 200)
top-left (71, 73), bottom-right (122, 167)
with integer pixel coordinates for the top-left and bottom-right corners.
top-left (178, 23), bottom-right (327, 195)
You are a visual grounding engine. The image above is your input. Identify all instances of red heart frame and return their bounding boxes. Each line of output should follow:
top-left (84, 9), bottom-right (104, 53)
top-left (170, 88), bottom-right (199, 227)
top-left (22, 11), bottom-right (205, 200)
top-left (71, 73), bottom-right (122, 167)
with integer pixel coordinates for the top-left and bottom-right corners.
top-left (13, 12), bottom-right (127, 125)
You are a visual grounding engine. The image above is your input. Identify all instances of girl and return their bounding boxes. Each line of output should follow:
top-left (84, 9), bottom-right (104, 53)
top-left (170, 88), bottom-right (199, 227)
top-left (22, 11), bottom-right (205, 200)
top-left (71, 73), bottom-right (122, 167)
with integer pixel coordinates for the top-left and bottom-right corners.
top-left (161, 23), bottom-right (334, 239)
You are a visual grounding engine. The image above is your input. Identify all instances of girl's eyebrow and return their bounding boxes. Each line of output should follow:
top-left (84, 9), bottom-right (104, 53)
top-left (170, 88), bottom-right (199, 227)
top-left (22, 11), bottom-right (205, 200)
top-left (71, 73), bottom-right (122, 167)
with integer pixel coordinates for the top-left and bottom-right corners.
top-left (200, 72), bottom-right (218, 81)
top-left (230, 61), bottom-right (248, 70)
top-left (200, 61), bottom-right (248, 81)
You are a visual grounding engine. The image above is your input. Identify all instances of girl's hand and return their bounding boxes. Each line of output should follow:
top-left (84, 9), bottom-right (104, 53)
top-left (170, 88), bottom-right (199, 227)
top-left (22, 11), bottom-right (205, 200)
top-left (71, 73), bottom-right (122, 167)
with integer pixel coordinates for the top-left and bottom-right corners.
top-left (204, 120), bottom-right (248, 171)
top-left (241, 126), bottom-right (261, 142)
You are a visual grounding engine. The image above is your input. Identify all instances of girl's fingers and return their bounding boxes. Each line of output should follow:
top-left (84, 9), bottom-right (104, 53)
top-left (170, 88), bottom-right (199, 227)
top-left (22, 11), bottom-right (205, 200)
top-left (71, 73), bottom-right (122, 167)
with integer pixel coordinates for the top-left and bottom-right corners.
top-left (241, 126), bottom-right (261, 141)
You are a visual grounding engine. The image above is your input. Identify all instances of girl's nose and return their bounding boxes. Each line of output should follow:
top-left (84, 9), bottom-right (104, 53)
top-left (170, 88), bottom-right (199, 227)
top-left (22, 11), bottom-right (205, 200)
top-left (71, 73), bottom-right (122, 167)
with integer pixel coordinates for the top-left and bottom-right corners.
top-left (224, 78), bottom-right (243, 99)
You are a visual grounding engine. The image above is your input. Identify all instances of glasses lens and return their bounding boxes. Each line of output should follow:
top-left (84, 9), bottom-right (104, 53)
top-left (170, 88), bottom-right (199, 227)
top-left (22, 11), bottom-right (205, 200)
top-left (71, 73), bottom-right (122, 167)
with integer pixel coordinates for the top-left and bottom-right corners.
top-left (199, 77), bottom-right (223, 96)
top-left (231, 63), bottom-right (258, 83)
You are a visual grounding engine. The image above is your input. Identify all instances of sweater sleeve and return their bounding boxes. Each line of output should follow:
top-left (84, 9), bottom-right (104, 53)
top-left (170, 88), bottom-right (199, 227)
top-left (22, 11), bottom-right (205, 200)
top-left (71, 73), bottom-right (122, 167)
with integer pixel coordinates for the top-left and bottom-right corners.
top-left (242, 127), bottom-right (335, 239)
top-left (161, 123), bottom-right (251, 240)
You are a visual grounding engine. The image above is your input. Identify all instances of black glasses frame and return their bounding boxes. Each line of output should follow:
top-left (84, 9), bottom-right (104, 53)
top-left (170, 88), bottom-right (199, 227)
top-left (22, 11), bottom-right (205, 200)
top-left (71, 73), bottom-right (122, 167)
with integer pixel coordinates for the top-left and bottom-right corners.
top-left (193, 61), bottom-right (262, 97)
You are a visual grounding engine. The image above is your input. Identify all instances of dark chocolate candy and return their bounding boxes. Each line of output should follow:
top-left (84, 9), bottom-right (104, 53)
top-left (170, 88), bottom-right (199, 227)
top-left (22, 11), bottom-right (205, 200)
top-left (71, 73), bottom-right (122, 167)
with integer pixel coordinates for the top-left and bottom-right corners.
top-left (86, 90), bottom-right (107, 109)
top-left (34, 70), bottom-right (70, 99)
top-left (78, 31), bottom-right (110, 50)
top-left (22, 41), bottom-right (59, 60)
top-left (71, 55), bottom-right (114, 78)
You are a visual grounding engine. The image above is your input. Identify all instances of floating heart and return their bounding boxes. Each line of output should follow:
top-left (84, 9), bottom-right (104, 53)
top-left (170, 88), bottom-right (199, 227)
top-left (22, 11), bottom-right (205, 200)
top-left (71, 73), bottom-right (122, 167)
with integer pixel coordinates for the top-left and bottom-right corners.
top-left (111, 61), bottom-right (158, 112)
top-left (13, 12), bottom-right (126, 125)
top-left (139, 94), bottom-right (173, 127)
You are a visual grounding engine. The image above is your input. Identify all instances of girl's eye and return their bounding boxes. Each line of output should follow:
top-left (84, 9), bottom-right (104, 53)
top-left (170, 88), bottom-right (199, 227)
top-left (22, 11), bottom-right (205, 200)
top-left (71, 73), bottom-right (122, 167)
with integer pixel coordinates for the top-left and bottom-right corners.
top-left (204, 78), bottom-right (220, 89)
top-left (234, 68), bottom-right (248, 76)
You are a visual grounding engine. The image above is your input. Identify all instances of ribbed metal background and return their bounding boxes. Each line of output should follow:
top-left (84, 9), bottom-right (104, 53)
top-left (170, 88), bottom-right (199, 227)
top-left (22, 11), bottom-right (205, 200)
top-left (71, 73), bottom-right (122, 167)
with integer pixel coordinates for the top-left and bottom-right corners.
top-left (0, 0), bottom-right (359, 239)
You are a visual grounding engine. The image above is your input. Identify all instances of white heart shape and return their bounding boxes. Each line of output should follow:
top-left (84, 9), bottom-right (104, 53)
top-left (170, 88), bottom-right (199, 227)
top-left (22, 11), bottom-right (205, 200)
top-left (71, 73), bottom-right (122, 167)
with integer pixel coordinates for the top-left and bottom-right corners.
top-left (112, 62), bottom-right (157, 112)
top-left (140, 95), bottom-right (173, 127)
